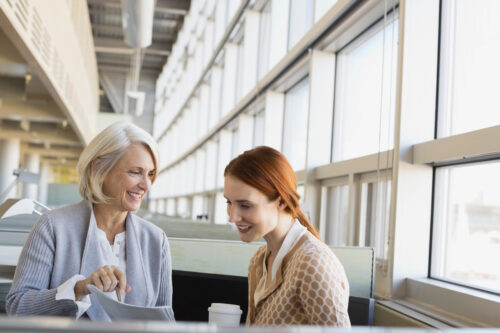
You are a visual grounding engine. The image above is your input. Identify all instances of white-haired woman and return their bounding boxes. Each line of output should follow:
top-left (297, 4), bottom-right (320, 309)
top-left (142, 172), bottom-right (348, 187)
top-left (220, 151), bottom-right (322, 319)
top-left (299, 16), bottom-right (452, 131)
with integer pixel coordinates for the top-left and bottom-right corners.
top-left (6, 122), bottom-right (172, 321)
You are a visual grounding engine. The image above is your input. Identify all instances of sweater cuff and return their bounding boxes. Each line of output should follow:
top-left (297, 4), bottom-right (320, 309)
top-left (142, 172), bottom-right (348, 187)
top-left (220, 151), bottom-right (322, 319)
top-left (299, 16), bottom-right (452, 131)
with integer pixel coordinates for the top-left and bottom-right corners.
top-left (55, 274), bottom-right (91, 318)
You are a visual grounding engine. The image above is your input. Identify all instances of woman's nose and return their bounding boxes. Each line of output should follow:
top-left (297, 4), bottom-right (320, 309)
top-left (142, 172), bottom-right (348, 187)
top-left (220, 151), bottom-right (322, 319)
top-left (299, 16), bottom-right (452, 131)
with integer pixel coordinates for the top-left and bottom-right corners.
top-left (138, 174), bottom-right (152, 190)
top-left (227, 207), bottom-right (241, 223)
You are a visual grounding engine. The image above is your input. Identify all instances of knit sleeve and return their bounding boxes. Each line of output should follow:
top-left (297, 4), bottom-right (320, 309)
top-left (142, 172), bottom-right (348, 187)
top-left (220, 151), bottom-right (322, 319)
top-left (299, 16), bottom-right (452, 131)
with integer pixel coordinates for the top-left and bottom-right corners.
top-left (297, 246), bottom-right (351, 327)
top-left (155, 232), bottom-right (173, 307)
top-left (6, 214), bottom-right (79, 317)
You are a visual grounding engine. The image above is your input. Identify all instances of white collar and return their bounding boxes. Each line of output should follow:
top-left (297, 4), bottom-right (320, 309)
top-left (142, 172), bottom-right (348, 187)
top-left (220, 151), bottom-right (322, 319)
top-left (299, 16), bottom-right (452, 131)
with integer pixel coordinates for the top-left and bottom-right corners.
top-left (265, 220), bottom-right (307, 281)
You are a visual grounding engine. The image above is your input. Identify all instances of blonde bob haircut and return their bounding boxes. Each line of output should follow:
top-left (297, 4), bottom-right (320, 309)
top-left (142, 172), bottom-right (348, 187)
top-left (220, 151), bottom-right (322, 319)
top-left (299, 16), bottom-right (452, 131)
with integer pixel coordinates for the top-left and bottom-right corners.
top-left (77, 122), bottom-right (159, 204)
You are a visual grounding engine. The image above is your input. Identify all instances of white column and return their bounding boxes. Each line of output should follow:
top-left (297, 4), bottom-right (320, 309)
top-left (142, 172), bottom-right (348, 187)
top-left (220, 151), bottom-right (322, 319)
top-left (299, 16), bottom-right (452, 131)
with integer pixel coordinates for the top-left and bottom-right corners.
top-left (269, 0), bottom-right (290, 69)
top-left (221, 43), bottom-right (238, 116)
top-left (0, 138), bottom-right (21, 201)
top-left (149, 199), bottom-right (158, 213)
top-left (389, 0), bottom-right (439, 298)
top-left (38, 162), bottom-right (51, 205)
top-left (237, 113), bottom-right (254, 154)
top-left (22, 152), bottom-right (40, 200)
top-left (263, 91), bottom-right (284, 150)
top-left (204, 140), bottom-right (218, 191)
top-left (209, 66), bottom-right (223, 128)
top-left (303, 50), bottom-right (336, 230)
top-left (242, 10), bottom-right (260, 96)
top-left (216, 130), bottom-right (232, 188)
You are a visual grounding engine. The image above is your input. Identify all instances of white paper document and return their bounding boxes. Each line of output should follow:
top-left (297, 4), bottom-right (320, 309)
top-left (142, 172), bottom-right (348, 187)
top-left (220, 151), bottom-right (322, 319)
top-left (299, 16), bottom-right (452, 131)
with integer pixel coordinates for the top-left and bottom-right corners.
top-left (88, 285), bottom-right (175, 322)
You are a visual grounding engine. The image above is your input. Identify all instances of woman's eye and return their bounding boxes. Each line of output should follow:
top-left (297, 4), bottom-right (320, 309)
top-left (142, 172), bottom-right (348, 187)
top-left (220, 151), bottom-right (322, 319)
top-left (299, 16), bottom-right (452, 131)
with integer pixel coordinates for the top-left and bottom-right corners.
top-left (240, 204), bottom-right (251, 209)
top-left (129, 171), bottom-right (141, 175)
top-left (226, 200), bottom-right (231, 206)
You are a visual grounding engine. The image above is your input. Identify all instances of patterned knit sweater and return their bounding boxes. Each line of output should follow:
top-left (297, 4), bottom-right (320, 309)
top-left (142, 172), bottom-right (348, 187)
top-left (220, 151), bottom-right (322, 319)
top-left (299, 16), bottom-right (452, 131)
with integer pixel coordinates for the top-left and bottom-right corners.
top-left (246, 231), bottom-right (351, 326)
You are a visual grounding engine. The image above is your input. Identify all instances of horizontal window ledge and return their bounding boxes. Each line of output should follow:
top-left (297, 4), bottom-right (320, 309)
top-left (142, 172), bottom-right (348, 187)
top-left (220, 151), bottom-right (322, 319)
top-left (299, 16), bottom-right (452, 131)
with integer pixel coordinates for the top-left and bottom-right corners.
top-left (412, 125), bottom-right (500, 165)
top-left (376, 299), bottom-right (451, 328)
top-left (403, 278), bottom-right (500, 327)
top-left (315, 150), bottom-right (393, 180)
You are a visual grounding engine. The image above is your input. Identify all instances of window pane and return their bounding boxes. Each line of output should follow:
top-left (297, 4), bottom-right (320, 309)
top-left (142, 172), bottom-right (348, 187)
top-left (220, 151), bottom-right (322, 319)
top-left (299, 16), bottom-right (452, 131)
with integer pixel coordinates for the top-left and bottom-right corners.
top-left (235, 37), bottom-right (245, 103)
top-left (214, 191), bottom-right (229, 224)
top-left (360, 180), bottom-right (391, 260)
top-left (192, 195), bottom-right (209, 221)
top-left (438, 0), bottom-right (500, 137)
top-left (287, 0), bottom-right (314, 50)
top-left (432, 161), bottom-right (500, 294)
top-left (258, 0), bottom-right (272, 80)
top-left (166, 198), bottom-right (176, 216)
top-left (282, 78), bottom-right (309, 171)
top-left (333, 18), bottom-right (398, 162)
top-left (253, 109), bottom-right (265, 147)
top-left (231, 127), bottom-right (239, 158)
top-left (325, 185), bottom-right (349, 246)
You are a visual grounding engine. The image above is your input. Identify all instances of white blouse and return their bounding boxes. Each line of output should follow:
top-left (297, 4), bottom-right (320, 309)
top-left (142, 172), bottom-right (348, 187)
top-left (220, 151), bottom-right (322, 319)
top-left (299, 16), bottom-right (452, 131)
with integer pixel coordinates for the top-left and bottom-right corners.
top-left (254, 220), bottom-right (306, 306)
top-left (55, 207), bottom-right (127, 318)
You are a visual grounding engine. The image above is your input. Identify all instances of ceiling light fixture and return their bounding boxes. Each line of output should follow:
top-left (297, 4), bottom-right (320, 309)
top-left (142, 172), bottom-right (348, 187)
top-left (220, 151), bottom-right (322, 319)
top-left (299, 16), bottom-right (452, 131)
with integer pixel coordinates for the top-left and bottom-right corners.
top-left (121, 0), bottom-right (155, 49)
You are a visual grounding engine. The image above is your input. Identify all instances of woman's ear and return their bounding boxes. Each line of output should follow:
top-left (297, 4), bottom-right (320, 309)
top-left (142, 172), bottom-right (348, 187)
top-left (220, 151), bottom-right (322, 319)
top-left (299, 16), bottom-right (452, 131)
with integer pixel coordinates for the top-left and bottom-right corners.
top-left (277, 197), bottom-right (287, 211)
top-left (91, 158), bottom-right (101, 172)
top-left (91, 159), bottom-right (104, 184)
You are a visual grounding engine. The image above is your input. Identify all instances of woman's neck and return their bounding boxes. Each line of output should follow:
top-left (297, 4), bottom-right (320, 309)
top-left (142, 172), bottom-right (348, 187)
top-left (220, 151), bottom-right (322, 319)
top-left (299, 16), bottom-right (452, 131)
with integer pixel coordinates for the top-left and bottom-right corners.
top-left (263, 214), bottom-right (295, 257)
top-left (92, 203), bottom-right (127, 233)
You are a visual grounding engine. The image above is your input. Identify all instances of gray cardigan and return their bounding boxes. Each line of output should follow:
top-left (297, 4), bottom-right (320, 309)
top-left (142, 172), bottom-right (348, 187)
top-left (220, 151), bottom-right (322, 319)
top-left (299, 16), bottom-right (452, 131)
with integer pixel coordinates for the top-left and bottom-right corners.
top-left (6, 200), bottom-right (173, 321)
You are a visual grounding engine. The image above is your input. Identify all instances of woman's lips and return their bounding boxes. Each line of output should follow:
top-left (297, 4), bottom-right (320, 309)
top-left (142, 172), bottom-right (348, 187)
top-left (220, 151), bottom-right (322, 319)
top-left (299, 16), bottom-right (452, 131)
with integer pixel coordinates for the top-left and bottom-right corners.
top-left (237, 225), bottom-right (252, 234)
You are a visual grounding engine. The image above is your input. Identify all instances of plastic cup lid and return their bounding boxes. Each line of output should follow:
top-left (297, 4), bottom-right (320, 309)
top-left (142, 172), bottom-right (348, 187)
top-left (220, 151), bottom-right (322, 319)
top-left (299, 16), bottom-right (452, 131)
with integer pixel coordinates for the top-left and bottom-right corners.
top-left (208, 303), bottom-right (242, 314)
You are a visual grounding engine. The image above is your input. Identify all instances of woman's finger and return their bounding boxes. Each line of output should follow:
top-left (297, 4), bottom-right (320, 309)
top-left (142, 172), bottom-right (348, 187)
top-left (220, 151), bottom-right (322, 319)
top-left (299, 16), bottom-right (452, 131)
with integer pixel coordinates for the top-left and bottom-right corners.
top-left (90, 271), bottom-right (104, 290)
top-left (113, 268), bottom-right (127, 292)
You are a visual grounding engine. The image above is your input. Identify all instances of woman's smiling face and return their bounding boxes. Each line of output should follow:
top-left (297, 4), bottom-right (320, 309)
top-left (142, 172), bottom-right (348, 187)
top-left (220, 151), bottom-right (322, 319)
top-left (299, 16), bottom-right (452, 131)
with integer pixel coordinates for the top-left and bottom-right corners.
top-left (224, 175), bottom-right (282, 243)
top-left (101, 143), bottom-right (156, 212)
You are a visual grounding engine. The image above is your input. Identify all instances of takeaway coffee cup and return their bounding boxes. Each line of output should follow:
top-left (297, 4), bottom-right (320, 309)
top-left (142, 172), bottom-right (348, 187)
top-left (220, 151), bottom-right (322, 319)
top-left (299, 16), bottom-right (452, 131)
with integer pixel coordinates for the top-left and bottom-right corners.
top-left (208, 303), bottom-right (242, 326)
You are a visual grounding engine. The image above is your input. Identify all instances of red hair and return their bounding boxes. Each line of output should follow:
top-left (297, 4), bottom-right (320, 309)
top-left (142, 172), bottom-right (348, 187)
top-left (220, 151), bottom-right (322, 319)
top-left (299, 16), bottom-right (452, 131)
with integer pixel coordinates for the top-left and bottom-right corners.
top-left (224, 146), bottom-right (320, 239)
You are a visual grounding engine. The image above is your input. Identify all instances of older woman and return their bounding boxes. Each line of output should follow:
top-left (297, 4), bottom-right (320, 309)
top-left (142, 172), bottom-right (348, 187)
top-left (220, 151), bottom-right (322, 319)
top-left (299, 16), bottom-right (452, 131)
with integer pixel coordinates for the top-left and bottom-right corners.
top-left (224, 146), bottom-right (351, 326)
top-left (6, 122), bottom-right (172, 321)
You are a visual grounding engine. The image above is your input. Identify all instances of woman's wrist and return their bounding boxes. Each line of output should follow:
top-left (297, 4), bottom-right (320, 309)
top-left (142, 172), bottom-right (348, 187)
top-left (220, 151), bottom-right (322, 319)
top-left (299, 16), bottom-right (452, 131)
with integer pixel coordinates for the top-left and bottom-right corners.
top-left (74, 280), bottom-right (88, 301)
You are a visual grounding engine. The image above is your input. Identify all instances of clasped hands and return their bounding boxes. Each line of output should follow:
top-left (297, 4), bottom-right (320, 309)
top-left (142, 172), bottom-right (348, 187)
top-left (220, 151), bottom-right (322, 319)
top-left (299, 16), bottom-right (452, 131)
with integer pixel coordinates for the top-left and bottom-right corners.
top-left (74, 265), bottom-right (131, 301)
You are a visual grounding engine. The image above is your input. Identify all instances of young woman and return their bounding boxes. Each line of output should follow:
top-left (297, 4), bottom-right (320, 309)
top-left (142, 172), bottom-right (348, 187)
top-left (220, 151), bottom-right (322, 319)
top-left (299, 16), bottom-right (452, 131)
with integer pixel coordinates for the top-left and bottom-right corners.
top-left (224, 146), bottom-right (351, 326)
top-left (7, 122), bottom-right (172, 321)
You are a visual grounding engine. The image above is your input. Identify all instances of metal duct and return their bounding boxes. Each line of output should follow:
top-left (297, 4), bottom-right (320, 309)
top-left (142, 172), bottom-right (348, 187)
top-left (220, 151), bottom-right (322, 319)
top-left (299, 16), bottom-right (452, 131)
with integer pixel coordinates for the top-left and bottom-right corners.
top-left (120, 0), bottom-right (155, 48)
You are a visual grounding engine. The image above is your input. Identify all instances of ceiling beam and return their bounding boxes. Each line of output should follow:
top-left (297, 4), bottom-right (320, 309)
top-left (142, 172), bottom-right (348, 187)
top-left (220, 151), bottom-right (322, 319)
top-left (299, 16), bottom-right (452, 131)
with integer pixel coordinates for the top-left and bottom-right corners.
top-left (156, 0), bottom-right (190, 15)
top-left (94, 37), bottom-right (172, 54)
top-left (0, 121), bottom-right (82, 146)
top-left (98, 65), bottom-right (160, 75)
top-left (0, 99), bottom-right (66, 123)
top-left (23, 145), bottom-right (82, 159)
top-left (95, 46), bottom-right (170, 57)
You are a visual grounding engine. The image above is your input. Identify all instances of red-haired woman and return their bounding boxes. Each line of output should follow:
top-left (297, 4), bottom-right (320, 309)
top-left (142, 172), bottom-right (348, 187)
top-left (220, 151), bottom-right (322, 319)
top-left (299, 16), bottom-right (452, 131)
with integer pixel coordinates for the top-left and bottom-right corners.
top-left (224, 146), bottom-right (351, 326)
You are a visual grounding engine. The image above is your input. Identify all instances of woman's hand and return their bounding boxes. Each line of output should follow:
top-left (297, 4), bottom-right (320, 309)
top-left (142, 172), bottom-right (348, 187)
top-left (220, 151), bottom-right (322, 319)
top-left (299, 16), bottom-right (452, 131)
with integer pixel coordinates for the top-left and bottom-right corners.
top-left (74, 265), bottom-right (131, 301)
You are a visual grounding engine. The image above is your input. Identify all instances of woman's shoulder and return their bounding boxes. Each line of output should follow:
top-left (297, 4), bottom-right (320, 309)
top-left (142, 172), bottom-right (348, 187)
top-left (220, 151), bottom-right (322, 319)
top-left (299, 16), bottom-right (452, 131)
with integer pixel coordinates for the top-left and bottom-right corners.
top-left (291, 232), bottom-right (337, 264)
top-left (40, 200), bottom-right (90, 227)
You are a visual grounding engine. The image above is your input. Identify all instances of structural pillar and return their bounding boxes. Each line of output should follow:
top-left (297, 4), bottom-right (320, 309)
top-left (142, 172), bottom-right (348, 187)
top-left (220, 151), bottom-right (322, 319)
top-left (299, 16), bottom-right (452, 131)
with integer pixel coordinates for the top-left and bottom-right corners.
top-left (38, 162), bottom-right (51, 205)
top-left (22, 152), bottom-right (40, 200)
top-left (0, 138), bottom-right (21, 202)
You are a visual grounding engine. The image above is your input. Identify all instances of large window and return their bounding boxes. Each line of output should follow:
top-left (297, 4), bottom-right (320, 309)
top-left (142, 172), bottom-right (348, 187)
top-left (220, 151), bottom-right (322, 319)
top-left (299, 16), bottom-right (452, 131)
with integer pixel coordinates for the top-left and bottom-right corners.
top-left (429, 0), bottom-right (500, 297)
top-left (359, 177), bottom-right (391, 261)
top-left (324, 183), bottom-right (349, 246)
top-left (437, 0), bottom-right (500, 137)
top-left (282, 78), bottom-right (309, 171)
top-left (235, 35), bottom-right (245, 103)
top-left (432, 161), bottom-right (500, 294)
top-left (287, 0), bottom-right (314, 50)
top-left (257, 0), bottom-right (271, 80)
top-left (252, 109), bottom-right (265, 147)
top-left (332, 17), bottom-right (398, 162)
